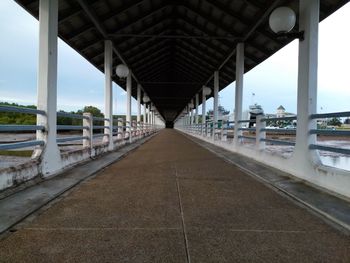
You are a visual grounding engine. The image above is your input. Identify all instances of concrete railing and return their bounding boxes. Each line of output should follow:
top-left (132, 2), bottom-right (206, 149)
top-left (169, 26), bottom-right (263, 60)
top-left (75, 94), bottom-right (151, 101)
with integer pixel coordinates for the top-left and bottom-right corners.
top-left (0, 105), bottom-right (162, 191)
top-left (176, 112), bottom-right (350, 198)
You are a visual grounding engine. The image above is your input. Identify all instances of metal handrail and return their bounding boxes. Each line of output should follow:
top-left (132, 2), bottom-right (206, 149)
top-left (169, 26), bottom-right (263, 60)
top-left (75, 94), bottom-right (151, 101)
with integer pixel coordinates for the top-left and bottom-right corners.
top-left (0, 105), bottom-right (45, 115)
top-left (262, 128), bottom-right (296, 134)
top-left (238, 119), bottom-right (256, 123)
top-left (57, 111), bottom-right (89, 119)
top-left (92, 134), bottom-right (107, 138)
top-left (0, 140), bottom-right (44, 150)
top-left (0, 125), bottom-right (45, 132)
top-left (261, 138), bottom-right (296, 146)
top-left (57, 136), bottom-right (88, 143)
top-left (309, 129), bottom-right (350, 136)
top-left (261, 116), bottom-right (296, 122)
top-left (239, 128), bottom-right (256, 132)
top-left (310, 111), bottom-right (350, 119)
top-left (0, 103), bottom-right (156, 154)
top-left (238, 135), bottom-right (255, 140)
top-left (308, 111), bottom-right (350, 155)
top-left (93, 116), bottom-right (109, 121)
top-left (57, 125), bottom-right (89, 130)
top-left (309, 144), bottom-right (350, 155)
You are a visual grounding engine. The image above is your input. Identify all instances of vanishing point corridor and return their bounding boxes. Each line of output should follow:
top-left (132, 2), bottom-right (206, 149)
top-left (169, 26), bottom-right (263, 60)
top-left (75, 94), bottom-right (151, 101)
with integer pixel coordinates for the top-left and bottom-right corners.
top-left (1, 130), bottom-right (349, 262)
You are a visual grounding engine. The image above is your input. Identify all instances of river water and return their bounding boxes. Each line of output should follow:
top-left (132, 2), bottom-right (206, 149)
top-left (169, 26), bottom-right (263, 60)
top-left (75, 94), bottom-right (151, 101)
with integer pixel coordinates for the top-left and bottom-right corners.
top-left (320, 156), bottom-right (350, 171)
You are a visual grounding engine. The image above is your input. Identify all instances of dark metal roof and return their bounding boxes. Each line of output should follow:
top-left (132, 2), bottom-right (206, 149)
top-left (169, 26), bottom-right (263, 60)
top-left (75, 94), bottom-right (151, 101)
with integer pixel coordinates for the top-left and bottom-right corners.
top-left (15, 0), bottom-right (348, 121)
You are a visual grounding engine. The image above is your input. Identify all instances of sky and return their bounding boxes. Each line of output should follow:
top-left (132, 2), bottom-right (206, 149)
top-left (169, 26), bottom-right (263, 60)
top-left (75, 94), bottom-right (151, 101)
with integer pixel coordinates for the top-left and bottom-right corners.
top-left (0, 0), bottom-right (349, 116)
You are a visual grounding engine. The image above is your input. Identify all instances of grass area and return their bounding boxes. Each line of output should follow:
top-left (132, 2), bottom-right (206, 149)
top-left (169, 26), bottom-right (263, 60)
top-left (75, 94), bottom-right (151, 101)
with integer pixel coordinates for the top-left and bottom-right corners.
top-left (0, 150), bottom-right (33, 157)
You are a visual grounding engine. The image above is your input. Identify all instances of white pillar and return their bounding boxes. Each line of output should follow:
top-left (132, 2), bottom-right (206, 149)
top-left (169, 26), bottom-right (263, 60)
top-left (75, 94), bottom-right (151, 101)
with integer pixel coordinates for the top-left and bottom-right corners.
top-left (195, 94), bottom-right (199, 124)
top-left (234, 43), bottom-right (244, 145)
top-left (190, 109), bottom-right (193, 125)
top-left (294, 0), bottom-right (320, 164)
top-left (213, 71), bottom-right (219, 139)
top-left (143, 103), bottom-right (147, 124)
top-left (35, 0), bottom-right (61, 176)
top-left (137, 84), bottom-right (141, 136)
top-left (104, 40), bottom-right (113, 150)
top-left (126, 72), bottom-right (132, 142)
top-left (149, 110), bottom-right (152, 126)
top-left (187, 106), bottom-right (189, 125)
top-left (202, 88), bottom-right (206, 135)
top-left (137, 84), bottom-right (141, 123)
top-left (148, 104), bottom-right (152, 125)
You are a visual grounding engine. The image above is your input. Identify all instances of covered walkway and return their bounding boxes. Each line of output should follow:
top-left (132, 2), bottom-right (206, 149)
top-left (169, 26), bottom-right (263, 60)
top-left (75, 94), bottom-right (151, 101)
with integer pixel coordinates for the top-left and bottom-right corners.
top-left (0, 129), bottom-right (350, 262)
top-left (1, 130), bottom-right (349, 262)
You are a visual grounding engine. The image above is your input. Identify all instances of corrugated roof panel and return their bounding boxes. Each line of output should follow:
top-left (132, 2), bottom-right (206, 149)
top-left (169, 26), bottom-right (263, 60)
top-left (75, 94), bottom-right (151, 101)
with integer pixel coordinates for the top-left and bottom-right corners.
top-left (13, 0), bottom-right (348, 121)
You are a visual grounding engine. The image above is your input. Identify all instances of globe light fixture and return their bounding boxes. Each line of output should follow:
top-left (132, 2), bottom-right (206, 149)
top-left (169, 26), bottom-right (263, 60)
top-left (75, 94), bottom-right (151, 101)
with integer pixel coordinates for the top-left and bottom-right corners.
top-left (202, 86), bottom-right (212, 96)
top-left (116, 64), bottom-right (129, 78)
top-left (269, 6), bottom-right (304, 40)
top-left (143, 94), bottom-right (150, 103)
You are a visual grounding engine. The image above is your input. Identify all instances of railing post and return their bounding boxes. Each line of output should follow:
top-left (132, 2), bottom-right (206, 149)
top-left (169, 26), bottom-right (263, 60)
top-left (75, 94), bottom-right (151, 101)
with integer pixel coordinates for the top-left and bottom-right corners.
top-left (206, 122), bottom-right (208, 137)
top-left (137, 121), bottom-right (140, 138)
top-left (212, 122), bottom-right (216, 141)
top-left (117, 118), bottom-right (123, 140)
top-left (83, 112), bottom-right (93, 151)
top-left (143, 103), bottom-right (147, 126)
top-left (256, 115), bottom-right (266, 151)
top-left (125, 120), bottom-right (130, 141)
top-left (132, 120), bottom-right (136, 139)
top-left (222, 122), bottom-right (227, 142)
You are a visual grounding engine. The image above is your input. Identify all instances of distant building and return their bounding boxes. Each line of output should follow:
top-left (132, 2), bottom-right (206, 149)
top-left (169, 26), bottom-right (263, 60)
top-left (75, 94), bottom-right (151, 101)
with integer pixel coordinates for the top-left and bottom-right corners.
top-left (276, 105), bottom-right (286, 118)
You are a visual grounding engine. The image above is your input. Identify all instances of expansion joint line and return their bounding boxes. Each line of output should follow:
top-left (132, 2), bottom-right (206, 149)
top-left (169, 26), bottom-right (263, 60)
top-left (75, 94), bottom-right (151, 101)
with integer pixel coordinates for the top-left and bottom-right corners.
top-left (174, 163), bottom-right (191, 263)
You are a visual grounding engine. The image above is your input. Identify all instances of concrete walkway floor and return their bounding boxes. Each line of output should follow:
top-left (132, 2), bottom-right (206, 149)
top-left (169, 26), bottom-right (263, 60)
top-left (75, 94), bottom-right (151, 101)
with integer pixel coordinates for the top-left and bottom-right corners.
top-left (0, 130), bottom-right (349, 262)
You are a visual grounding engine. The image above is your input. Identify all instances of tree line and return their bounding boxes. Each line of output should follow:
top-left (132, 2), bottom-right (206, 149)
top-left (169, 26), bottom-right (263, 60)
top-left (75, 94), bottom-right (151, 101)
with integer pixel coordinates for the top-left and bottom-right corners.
top-left (0, 102), bottom-right (139, 126)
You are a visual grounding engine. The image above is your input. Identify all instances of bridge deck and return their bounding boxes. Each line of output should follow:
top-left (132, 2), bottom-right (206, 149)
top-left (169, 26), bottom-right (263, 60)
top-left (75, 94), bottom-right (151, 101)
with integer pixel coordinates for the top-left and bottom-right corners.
top-left (0, 130), bottom-right (349, 262)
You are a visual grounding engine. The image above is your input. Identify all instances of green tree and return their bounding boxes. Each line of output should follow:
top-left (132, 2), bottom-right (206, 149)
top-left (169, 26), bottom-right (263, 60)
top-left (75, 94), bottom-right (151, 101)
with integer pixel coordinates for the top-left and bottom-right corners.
top-left (57, 110), bottom-right (73, 125)
top-left (82, 106), bottom-right (104, 118)
top-left (207, 106), bottom-right (230, 116)
top-left (218, 105), bottom-right (230, 115)
top-left (0, 102), bottom-right (36, 125)
top-left (327, 117), bottom-right (342, 127)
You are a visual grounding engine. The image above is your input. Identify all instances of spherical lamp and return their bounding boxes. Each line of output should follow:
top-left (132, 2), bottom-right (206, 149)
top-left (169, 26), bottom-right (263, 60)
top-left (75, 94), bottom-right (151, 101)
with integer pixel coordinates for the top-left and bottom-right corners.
top-left (269, 6), bottom-right (296, 34)
top-left (116, 64), bottom-right (129, 78)
top-left (143, 95), bottom-right (150, 103)
top-left (202, 86), bottom-right (212, 96)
